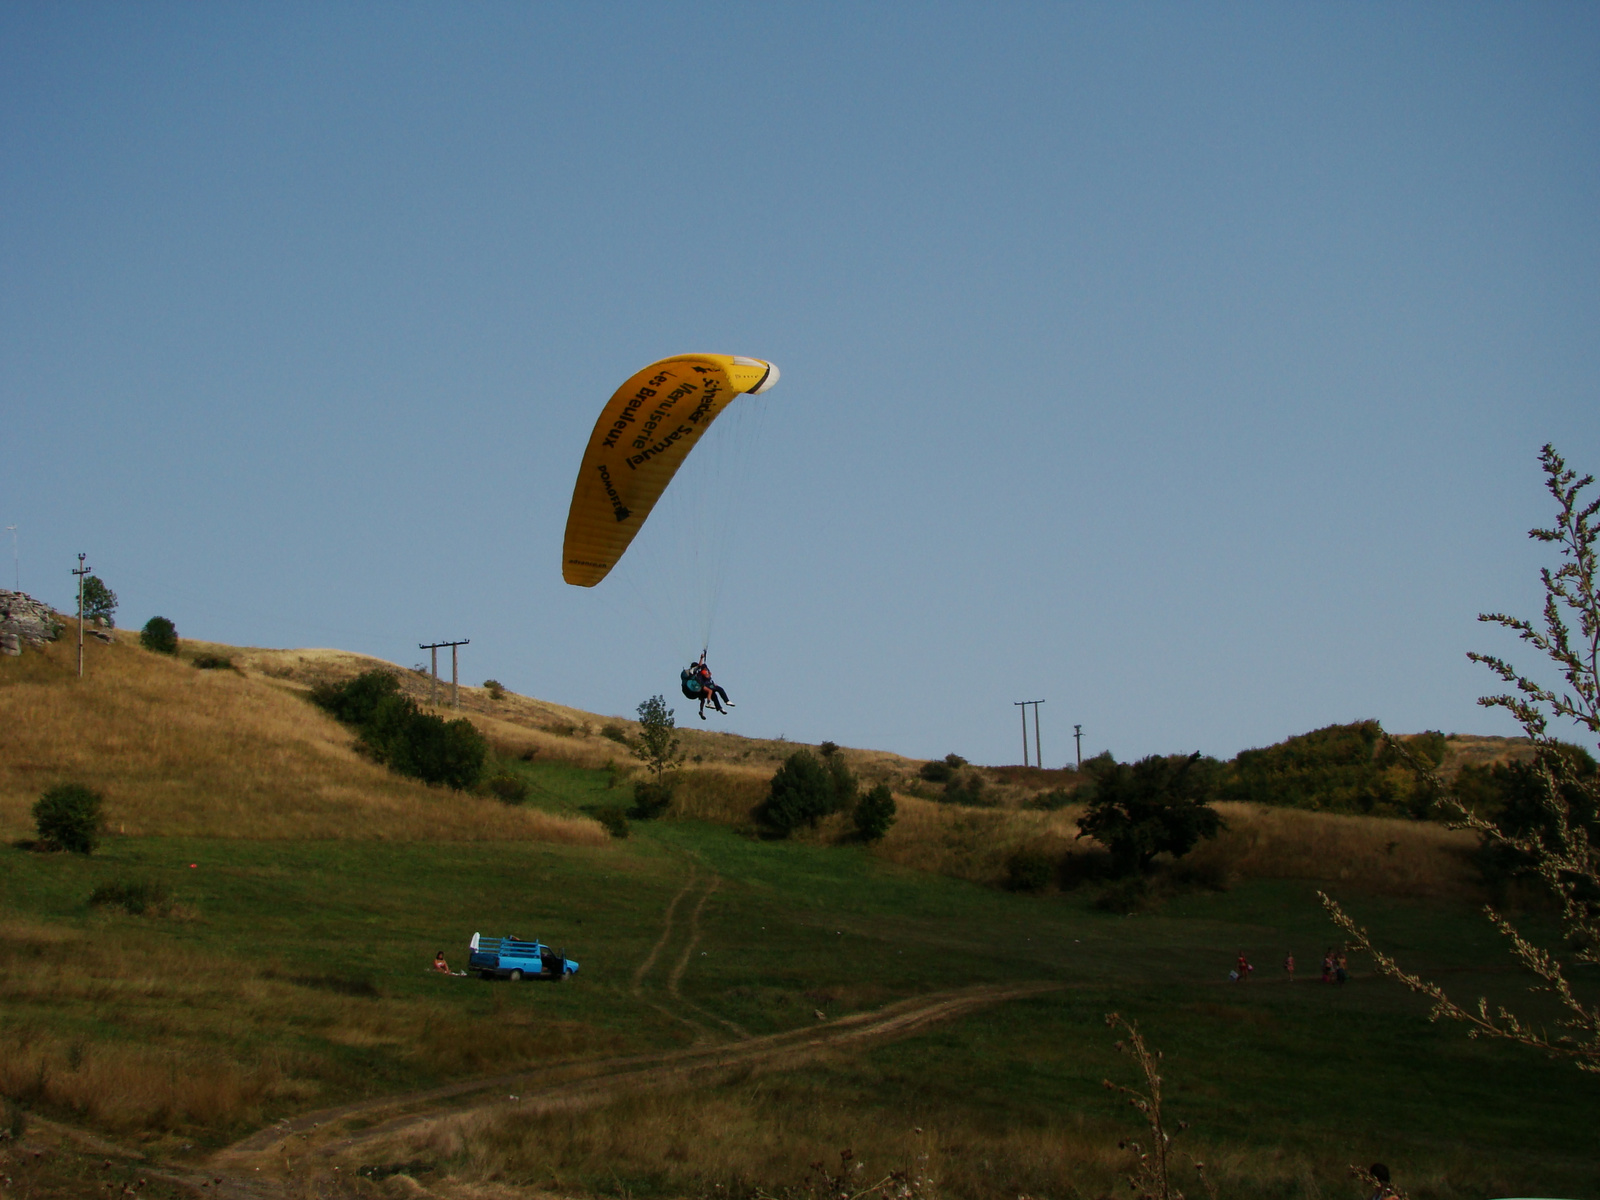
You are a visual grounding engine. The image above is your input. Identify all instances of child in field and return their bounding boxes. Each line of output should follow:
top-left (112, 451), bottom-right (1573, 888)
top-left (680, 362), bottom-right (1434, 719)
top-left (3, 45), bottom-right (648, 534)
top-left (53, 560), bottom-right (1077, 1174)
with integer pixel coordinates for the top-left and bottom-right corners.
top-left (433, 951), bottom-right (450, 973)
top-left (1235, 951), bottom-right (1253, 981)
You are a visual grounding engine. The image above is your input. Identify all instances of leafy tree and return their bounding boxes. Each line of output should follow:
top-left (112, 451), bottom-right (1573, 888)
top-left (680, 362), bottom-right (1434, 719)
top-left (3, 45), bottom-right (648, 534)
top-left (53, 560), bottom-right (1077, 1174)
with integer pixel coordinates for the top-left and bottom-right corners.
top-left (760, 749), bottom-right (834, 836)
top-left (81, 576), bottom-right (117, 627)
top-left (943, 769), bottom-right (989, 806)
top-left (1075, 753), bottom-right (1224, 877)
top-left (1325, 445), bottom-right (1600, 1072)
top-left (825, 753), bottom-right (858, 813)
top-left (140, 616), bottom-right (178, 655)
top-left (33, 783), bottom-right (103, 854)
top-left (632, 695), bottom-right (682, 782)
top-left (853, 782), bottom-right (896, 842)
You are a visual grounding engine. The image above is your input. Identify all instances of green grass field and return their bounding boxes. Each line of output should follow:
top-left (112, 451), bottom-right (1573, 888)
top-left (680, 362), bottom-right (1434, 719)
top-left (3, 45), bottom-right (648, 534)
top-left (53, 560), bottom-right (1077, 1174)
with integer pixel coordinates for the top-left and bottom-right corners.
top-left (3, 759), bottom-right (1597, 1198)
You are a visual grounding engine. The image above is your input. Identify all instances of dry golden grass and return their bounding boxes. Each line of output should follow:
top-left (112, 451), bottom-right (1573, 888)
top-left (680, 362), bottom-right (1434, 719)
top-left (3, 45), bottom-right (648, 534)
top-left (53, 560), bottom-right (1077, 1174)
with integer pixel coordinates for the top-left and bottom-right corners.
top-left (0, 916), bottom-right (614, 1134)
top-left (864, 795), bottom-right (1476, 899)
top-left (0, 631), bottom-right (605, 844)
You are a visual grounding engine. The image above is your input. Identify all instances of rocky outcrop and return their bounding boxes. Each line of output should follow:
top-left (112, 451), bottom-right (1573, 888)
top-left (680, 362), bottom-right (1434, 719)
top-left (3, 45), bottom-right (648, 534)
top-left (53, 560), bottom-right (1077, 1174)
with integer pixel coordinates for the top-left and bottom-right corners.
top-left (0, 590), bottom-right (63, 654)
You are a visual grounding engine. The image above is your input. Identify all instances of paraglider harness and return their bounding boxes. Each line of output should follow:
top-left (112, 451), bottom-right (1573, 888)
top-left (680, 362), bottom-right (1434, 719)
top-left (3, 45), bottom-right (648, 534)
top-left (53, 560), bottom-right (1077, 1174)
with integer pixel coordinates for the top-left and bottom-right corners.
top-left (680, 665), bottom-right (705, 700)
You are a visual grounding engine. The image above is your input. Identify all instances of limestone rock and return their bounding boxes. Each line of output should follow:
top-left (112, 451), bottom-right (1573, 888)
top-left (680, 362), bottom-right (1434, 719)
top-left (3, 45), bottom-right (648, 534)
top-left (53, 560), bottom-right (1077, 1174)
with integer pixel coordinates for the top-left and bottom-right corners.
top-left (0, 590), bottom-right (64, 650)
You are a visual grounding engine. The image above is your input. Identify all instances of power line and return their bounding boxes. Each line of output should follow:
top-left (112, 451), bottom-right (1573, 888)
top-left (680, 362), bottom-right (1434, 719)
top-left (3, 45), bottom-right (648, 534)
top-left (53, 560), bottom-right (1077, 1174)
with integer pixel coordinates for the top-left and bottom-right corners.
top-left (419, 639), bottom-right (470, 708)
top-left (1013, 699), bottom-right (1045, 767)
top-left (72, 553), bottom-right (91, 678)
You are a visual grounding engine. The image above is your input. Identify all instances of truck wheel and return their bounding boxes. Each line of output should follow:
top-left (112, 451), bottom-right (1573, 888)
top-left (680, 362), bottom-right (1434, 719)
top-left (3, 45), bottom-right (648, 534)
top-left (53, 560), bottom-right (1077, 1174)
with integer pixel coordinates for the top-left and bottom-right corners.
top-left (508, 969), bottom-right (523, 981)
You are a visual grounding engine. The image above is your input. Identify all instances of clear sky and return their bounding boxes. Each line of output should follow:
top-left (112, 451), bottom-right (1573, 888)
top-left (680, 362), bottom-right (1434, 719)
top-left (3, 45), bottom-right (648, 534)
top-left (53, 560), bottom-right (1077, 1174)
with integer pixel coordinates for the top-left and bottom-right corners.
top-left (3, 3), bottom-right (1597, 766)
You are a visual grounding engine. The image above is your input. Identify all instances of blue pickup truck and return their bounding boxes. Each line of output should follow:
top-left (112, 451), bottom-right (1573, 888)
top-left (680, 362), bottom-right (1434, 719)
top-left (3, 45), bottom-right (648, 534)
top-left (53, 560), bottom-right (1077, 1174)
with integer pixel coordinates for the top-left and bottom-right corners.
top-left (467, 932), bottom-right (579, 982)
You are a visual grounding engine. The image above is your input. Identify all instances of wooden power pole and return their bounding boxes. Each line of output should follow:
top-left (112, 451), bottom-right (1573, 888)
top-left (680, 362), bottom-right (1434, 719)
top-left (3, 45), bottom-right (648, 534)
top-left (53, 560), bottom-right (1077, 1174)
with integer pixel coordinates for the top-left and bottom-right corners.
top-left (419, 639), bottom-right (470, 708)
top-left (72, 553), bottom-right (91, 678)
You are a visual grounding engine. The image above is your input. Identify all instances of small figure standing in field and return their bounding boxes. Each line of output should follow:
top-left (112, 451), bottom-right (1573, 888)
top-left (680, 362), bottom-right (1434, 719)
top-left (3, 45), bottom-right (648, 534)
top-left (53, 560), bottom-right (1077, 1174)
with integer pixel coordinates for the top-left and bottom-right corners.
top-left (433, 951), bottom-right (450, 973)
top-left (1321, 949), bottom-right (1335, 983)
top-left (1336, 950), bottom-right (1349, 985)
top-left (1235, 950), bottom-right (1253, 982)
top-left (1284, 952), bottom-right (1295, 982)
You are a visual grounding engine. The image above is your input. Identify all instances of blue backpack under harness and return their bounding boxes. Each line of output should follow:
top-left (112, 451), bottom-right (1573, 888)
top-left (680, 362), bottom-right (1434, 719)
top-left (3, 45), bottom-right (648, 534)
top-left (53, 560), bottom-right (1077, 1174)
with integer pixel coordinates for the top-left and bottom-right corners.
top-left (680, 668), bottom-right (704, 699)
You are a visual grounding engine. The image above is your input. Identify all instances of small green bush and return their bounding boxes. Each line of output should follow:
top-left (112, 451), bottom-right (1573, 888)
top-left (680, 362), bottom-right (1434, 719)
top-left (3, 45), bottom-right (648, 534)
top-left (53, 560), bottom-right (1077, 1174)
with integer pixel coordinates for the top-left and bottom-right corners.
top-left (486, 774), bottom-right (531, 804)
top-left (943, 771), bottom-right (990, 806)
top-left (1004, 848), bottom-right (1055, 893)
top-left (631, 779), bottom-right (674, 820)
top-left (759, 750), bottom-right (835, 836)
top-left (33, 783), bottom-right (103, 854)
top-left (601, 723), bottom-right (631, 746)
top-left (1094, 876), bottom-right (1151, 914)
top-left (1027, 788), bottom-right (1074, 811)
top-left (483, 679), bottom-right (507, 701)
top-left (918, 760), bottom-right (953, 783)
top-left (89, 878), bottom-right (171, 915)
top-left (819, 741), bottom-right (840, 757)
top-left (595, 807), bottom-right (630, 838)
top-left (140, 616), bottom-right (178, 655)
top-left (852, 783), bottom-right (896, 842)
top-left (310, 670), bottom-right (487, 790)
top-left (191, 653), bottom-right (235, 671)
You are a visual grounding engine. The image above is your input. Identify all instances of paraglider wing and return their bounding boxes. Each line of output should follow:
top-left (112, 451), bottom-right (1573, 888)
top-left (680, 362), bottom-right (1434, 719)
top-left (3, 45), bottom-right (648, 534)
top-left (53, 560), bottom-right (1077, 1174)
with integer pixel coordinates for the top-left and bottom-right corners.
top-left (562, 354), bottom-right (779, 587)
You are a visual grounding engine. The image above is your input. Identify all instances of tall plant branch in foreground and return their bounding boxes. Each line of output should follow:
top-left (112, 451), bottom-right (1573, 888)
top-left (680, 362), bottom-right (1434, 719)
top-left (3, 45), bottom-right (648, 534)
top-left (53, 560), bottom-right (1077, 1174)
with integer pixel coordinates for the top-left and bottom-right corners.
top-left (1102, 1013), bottom-right (1216, 1200)
top-left (1323, 444), bottom-right (1600, 1071)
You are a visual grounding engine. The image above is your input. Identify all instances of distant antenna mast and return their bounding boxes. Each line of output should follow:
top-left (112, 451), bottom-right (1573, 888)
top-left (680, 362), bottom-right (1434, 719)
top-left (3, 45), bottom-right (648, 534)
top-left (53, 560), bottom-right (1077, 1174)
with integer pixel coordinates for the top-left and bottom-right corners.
top-left (1013, 699), bottom-right (1044, 767)
top-left (72, 553), bottom-right (91, 677)
top-left (419, 639), bottom-right (470, 708)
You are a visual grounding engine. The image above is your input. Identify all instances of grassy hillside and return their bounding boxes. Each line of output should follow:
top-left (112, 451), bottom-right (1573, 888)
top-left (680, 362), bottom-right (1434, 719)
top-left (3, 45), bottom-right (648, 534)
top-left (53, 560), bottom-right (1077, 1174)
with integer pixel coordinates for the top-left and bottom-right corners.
top-left (0, 630), bottom-right (604, 844)
top-left (2, 625), bottom-right (1594, 1199)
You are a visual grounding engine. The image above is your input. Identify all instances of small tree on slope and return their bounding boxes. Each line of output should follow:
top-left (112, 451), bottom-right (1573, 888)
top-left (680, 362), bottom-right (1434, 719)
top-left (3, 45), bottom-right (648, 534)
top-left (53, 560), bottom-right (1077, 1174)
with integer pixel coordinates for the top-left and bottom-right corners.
top-left (1323, 444), bottom-right (1600, 1072)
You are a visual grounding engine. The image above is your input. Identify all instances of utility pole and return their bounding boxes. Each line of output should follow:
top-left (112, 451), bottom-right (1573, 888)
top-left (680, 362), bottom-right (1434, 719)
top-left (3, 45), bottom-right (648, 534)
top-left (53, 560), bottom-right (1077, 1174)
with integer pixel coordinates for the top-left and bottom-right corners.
top-left (1013, 699), bottom-right (1045, 767)
top-left (73, 553), bottom-right (91, 677)
top-left (1073, 724), bottom-right (1083, 770)
top-left (419, 639), bottom-right (469, 708)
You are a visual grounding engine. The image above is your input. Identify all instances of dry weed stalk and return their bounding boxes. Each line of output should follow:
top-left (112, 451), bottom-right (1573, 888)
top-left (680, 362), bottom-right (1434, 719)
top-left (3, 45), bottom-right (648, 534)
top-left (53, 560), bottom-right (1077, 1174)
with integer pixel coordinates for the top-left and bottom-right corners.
top-left (1322, 444), bottom-right (1600, 1071)
top-left (1102, 1014), bottom-right (1216, 1200)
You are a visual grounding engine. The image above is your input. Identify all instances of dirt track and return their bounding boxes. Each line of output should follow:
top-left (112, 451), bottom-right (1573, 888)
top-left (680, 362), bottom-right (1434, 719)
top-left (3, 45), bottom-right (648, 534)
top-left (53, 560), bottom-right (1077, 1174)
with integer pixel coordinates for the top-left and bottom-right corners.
top-left (221, 981), bottom-right (1059, 1166)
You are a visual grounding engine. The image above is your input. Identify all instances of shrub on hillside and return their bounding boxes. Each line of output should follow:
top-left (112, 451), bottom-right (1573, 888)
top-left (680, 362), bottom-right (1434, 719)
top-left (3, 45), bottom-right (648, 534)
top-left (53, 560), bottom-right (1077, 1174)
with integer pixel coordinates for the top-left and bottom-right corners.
top-left (852, 783), bottom-right (896, 842)
top-left (918, 760), bottom-right (952, 783)
top-left (1455, 744), bottom-right (1599, 897)
top-left (33, 783), bottom-right (104, 854)
top-left (594, 806), bottom-right (630, 838)
top-left (601, 722), bottom-right (631, 746)
top-left (1004, 848), bottom-right (1055, 892)
top-left (1076, 753), bottom-right (1224, 877)
top-left (140, 616), bottom-right (178, 655)
top-left (310, 670), bottom-right (404, 727)
top-left (483, 679), bottom-right (507, 701)
top-left (310, 670), bottom-right (487, 790)
top-left (1028, 788), bottom-right (1075, 811)
top-left (631, 779), bottom-right (674, 820)
top-left (760, 749), bottom-right (840, 836)
top-left (89, 878), bottom-right (172, 916)
top-left (1218, 720), bottom-right (1440, 816)
top-left (486, 774), bottom-right (531, 804)
top-left (191, 653), bottom-right (235, 671)
top-left (943, 770), bottom-right (990, 807)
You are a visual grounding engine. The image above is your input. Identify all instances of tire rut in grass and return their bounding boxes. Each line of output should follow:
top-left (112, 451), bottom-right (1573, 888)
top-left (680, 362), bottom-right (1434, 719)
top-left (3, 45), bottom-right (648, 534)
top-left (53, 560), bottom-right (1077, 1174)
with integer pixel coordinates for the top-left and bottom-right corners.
top-left (209, 980), bottom-right (1063, 1180)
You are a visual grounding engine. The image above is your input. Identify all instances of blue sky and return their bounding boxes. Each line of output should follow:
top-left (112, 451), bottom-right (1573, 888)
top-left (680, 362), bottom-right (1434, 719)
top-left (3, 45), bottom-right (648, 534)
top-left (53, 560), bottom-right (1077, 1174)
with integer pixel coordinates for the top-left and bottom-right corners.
top-left (3, 3), bottom-right (1596, 765)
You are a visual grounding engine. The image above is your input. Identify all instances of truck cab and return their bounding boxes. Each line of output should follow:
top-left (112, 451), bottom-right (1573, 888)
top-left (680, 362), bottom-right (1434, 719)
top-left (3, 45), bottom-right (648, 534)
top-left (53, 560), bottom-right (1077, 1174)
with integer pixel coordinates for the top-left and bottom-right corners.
top-left (467, 932), bottom-right (579, 981)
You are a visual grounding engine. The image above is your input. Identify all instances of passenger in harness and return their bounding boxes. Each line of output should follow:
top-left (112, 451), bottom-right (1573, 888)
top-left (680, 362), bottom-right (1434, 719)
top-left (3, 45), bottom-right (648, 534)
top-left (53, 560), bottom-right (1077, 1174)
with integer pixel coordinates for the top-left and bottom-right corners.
top-left (683, 652), bottom-right (732, 720)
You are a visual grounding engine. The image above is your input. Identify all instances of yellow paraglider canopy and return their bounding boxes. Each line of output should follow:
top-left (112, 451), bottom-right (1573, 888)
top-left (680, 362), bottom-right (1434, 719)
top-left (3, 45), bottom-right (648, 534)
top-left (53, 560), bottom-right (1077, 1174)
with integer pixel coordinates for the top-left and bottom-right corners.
top-left (562, 354), bottom-right (779, 587)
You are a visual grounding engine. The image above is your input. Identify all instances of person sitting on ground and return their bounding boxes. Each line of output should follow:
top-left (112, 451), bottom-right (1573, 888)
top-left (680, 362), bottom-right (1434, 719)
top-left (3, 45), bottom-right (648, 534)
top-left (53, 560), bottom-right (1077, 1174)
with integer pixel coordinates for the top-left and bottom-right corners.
top-left (1235, 950), bottom-right (1253, 981)
top-left (433, 951), bottom-right (450, 973)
